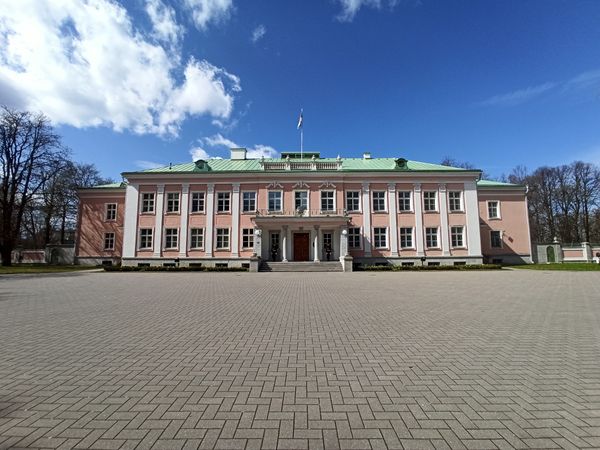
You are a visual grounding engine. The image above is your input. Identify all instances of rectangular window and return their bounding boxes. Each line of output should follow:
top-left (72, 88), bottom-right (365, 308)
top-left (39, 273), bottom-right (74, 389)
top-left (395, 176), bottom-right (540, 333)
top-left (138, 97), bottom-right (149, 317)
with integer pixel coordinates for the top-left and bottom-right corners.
top-left (490, 230), bottom-right (502, 248)
top-left (139, 228), bottom-right (153, 249)
top-left (242, 228), bottom-right (254, 249)
top-left (242, 192), bottom-right (256, 212)
top-left (451, 226), bottom-right (464, 248)
top-left (103, 232), bottom-right (115, 250)
top-left (166, 192), bottom-right (180, 213)
top-left (321, 191), bottom-right (335, 211)
top-left (488, 201), bottom-right (500, 219)
top-left (165, 228), bottom-right (178, 249)
top-left (268, 191), bottom-right (282, 212)
top-left (105, 203), bottom-right (117, 221)
top-left (374, 227), bottom-right (387, 248)
top-left (217, 192), bottom-right (231, 213)
top-left (191, 192), bottom-right (205, 213)
top-left (141, 193), bottom-right (155, 213)
top-left (425, 227), bottom-right (438, 248)
top-left (190, 228), bottom-right (204, 249)
top-left (372, 191), bottom-right (386, 212)
top-left (424, 191), bottom-right (437, 212)
top-left (348, 227), bottom-right (361, 249)
top-left (448, 191), bottom-right (462, 212)
top-left (399, 227), bottom-right (413, 248)
top-left (398, 191), bottom-right (411, 212)
top-left (295, 191), bottom-right (308, 210)
top-left (345, 191), bottom-right (360, 212)
top-left (216, 228), bottom-right (230, 249)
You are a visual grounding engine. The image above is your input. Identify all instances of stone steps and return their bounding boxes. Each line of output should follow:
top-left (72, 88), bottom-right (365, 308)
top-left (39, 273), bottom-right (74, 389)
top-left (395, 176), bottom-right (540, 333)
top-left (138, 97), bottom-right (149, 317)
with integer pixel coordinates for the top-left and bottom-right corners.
top-left (260, 261), bottom-right (343, 272)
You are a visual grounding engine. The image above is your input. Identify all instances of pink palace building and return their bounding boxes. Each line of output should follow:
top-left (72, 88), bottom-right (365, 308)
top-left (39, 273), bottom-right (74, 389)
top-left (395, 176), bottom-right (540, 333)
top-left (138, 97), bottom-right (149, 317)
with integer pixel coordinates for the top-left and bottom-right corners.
top-left (75, 149), bottom-right (533, 270)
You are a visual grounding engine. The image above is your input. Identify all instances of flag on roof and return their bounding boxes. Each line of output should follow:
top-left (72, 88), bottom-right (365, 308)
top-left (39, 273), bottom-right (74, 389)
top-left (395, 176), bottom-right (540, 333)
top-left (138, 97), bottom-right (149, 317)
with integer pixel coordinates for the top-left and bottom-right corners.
top-left (297, 109), bottom-right (303, 129)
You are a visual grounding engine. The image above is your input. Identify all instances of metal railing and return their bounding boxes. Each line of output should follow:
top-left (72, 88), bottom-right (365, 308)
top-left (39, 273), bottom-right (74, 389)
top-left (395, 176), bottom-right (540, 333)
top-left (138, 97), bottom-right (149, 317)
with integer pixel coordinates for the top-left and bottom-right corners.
top-left (255, 208), bottom-right (347, 217)
top-left (260, 160), bottom-right (342, 171)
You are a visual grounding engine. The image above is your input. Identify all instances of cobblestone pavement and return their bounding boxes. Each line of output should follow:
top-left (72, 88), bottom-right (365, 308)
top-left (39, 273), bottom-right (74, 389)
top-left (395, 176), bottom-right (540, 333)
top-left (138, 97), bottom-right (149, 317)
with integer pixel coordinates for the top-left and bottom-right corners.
top-left (1, 270), bottom-right (600, 450)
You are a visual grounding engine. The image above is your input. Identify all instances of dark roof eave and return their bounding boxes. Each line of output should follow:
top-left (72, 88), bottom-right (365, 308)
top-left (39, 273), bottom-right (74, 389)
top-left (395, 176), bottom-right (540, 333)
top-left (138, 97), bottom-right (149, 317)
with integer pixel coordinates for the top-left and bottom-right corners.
top-left (122, 169), bottom-right (483, 176)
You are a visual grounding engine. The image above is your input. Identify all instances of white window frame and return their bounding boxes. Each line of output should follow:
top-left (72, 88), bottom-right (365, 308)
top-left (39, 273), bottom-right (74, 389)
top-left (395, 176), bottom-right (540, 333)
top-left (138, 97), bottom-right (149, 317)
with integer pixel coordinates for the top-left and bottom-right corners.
top-left (103, 232), bottom-right (115, 250)
top-left (398, 191), bottom-right (412, 212)
top-left (425, 227), bottom-right (439, 249)
top-left (490, 230), bottom-right (503, 249)
top-left (190, 228), bottom-right (204, 250)
top-left (399, 227), bottom-right (414, 249)
top-left (164, 228), bottom-right (179, 249)
top-left (141, 192), bottom-right (155, 214)
top-left (294, 190), bottom-right (309, 211)
top-left (345, 191), bottom-right (361, 212)
top-left (451, 226), bottom-right (465, 248)
top-left (320, 190), bottom-right (336, 212)
top-left (190, 191), bottom-right (205, 214)
top-left (448, 191), bottom-right (463, 212)
top-left (372, 191), bottom-right (387, 212)
top-left (242, 191), bottom-right (257, 213)
top-left (423, 191), bottom-right (438, 212)
top-left (105, 203), bottom-right (117, 221)
top-left (139, 228), bottom-right (153, 250)
top-left (268, 190), bottom-right (283, 212)
top-left (216, 228), bottom-right (230, 250)
top-left (373, 227), bottom-right (388, 249)
top-left (348, 227), bottom-right (362, 249)
top-left (487, 200), bottom-right (501, 219)
top-left (217, 191), bottom-right (231, 213)
top-left (242, 228), bottom-right (254, 249)
top-left (166, 192), bottom-right (180, 213)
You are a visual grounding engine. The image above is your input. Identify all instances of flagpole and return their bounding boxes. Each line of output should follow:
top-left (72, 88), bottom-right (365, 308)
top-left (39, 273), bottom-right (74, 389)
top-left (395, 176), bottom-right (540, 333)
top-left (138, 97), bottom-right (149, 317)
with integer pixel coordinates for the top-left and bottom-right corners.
top-left (300, 127), bottom-right (303, 159)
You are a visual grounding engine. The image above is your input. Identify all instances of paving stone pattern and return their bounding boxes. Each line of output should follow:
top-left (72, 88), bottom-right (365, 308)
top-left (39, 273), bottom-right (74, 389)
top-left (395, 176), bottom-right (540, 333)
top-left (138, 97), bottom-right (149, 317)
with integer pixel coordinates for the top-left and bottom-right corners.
top-left (1, 270), bottom-right (600, 449)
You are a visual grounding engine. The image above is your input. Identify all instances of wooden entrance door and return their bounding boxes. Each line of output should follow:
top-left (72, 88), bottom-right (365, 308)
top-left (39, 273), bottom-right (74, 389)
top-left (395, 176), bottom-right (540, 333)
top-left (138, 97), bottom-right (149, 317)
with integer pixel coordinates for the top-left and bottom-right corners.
top-left (293, 233), bottom-right (310, 261)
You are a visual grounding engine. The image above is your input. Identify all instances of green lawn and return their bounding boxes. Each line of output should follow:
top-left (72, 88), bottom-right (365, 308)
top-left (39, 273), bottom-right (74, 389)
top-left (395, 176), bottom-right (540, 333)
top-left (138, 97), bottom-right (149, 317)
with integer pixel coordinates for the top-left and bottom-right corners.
top-left (0, 264), bottom-right (99, 274)
top-left (511, 263), bottom-right (600, 271)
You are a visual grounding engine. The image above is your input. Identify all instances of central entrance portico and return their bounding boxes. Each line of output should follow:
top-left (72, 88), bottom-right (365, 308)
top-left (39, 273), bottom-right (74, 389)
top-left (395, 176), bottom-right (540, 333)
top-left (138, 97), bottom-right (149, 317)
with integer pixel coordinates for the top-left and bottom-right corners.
top-left (293, 232), bottom-right (310, 261)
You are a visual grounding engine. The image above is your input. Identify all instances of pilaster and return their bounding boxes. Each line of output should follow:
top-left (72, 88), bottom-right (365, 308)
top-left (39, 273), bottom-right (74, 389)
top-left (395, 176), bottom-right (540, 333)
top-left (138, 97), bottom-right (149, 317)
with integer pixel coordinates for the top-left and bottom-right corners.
top-left (179, 183), bottom-right (189, 257)
top-left (388, 183), bottom-right (398, 257)
top-left (205, 183), bottom-right (215, 257)
top-left (122, 183), bottom-right (139, 258)
top-left (231, 183), bottom-right (240, 257)
top-left (362, 182), bottom-right (372, 256)
top-left (464, 180), bottom-right (482, 257)
top-left (439, 184), bottom-right (450, 256)
top-left (153, 184), bottom-right (164, 257)
top-left (414, 183), bottom-right (424, 257)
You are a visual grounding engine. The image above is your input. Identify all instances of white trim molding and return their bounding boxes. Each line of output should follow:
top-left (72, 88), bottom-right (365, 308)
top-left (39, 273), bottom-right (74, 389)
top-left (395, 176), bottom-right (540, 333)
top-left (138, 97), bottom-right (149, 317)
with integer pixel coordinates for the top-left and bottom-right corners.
top-left (122, 183), bottom-right (139, 258)
top-left (464, 180), bottom-right (482, 257)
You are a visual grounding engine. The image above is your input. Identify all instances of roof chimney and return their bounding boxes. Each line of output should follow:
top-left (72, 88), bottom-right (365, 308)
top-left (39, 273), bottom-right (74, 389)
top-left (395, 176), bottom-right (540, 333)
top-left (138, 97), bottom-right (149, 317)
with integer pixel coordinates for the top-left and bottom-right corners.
top-left (363, 152), bottom-right (371, 159)
top-left (230, 147), bottom-right (247, 160)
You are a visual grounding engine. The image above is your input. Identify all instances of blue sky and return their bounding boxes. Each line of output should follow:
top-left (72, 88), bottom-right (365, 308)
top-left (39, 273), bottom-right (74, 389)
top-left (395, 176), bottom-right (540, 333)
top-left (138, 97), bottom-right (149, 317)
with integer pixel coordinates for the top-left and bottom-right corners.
top-left (1, 0), bottom-right (600, 180)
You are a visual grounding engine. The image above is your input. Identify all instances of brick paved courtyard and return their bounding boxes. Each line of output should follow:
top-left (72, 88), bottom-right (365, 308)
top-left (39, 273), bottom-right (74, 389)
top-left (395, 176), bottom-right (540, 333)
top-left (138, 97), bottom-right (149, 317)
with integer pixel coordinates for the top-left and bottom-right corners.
top-left (1, 270), bottom-right (600, 450)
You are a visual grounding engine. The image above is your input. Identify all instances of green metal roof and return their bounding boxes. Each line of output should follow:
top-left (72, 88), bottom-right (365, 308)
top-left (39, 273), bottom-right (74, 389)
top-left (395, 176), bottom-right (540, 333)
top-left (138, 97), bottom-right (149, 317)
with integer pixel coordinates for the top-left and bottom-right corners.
top-left (87, 182), bottom-right (126, 189)
top-left (125, 157), bottom-right (477, 175)
top-left (477, 179), bottom-right (523, 188)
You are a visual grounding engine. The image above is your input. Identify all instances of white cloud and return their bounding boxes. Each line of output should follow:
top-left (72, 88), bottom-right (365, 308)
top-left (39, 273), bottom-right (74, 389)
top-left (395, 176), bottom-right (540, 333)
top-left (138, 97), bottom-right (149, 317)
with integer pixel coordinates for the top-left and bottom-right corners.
top-left (183, 0), bottom-right (233, 30)
top-left (135, 160), bottom-right (164, 169)
top-left (203, 133), bottom-right (238, 148)
top-left (246, 144), bottom-right (278, 159)
top-left (192, 133), bottom-right (279, 160)
top-left (477, 82), bottom-right (557, 107)
top-left (0, 0), bottom-right (240, 136)
top-left (251, 24), bottom-right (266, 43)
top-left (336, 0), bottom-right (401, 22)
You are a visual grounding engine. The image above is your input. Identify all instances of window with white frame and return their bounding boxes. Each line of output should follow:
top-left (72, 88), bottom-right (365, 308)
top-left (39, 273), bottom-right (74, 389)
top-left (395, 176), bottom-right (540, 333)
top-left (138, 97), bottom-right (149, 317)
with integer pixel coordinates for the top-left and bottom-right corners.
top-left (423, 191), bottom-right (437, 211)
top-left (448, 191), bottom-right (462, 212)
top-left (374, 227), bottom-right (387, 248)
top-left (348, 227), bottom-right (361, 249)
top-left (216, 228), bottom-right (230, 249)
top-left (217, 192), bottom-right (231, 212)
top-left (139, 228), bottom-right (153, 249)
top-left (399, 227), bottom-right (413, 248)
top-left (451, 226), bottom-right (464, 247)
top-left (346, 191), bottom-right (360, 212)
top-left (166, 192), bottom-right (180, 213)
top-left (398, 191), bottom-right (411, 212)
top-left (490, 230), bottom-right (502, 248)
top-left (488, 201), bottom-right (500, 219)
top-left (425, 227), bottom-right (438, 248)
top-left (295, 191), bottom-right (308, 210)
top-left (141, 193), bottom-right (155, 213)
top-left (165, 228), bottom-right (178, 249)
top-left (103, 232), bottom-right (115, 250)
top-left (242, 228), bottom-right (254, 249)
top-left (372, 191), bottom-right (386, 212)
top-left (191, 192), bottom-right (205, 213)
top-left (268, 191), bottom-right (282, 212)
top-left (190, 228), bottom-right (204, 249)
top-left (321, 191), bottom-right (335, 211)
top-left (242, 192), bottom-right (256, 212)
top-left (105, 203), bottom-right (117, 221)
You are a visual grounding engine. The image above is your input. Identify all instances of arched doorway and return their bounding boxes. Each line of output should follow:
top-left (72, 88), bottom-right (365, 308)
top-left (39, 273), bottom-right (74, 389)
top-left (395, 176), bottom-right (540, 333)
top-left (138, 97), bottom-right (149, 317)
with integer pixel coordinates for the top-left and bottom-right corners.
top-left (546, 246), bottom-right (555, 263)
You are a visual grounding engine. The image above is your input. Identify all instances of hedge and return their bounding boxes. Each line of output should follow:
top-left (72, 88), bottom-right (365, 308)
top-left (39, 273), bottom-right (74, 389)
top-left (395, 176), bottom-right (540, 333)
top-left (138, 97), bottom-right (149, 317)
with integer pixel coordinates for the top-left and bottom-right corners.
top-left (360, 264), bottom-right (502, 271)
top-left (104, 265), bottom-right (248, 272)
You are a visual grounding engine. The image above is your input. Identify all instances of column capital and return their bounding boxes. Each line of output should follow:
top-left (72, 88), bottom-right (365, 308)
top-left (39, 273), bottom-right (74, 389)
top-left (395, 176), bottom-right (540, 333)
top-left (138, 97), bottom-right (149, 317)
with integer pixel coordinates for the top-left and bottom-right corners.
top-left (232, 182), bottom-right (241, 193)
top-left (362, 181), bottom-right (370, 192)
top-left (207, 183), bottom-right (215, 194)
top-left (413, 183), bottom-right (421, 192)
top-left (387, 182), bottom-right (396, 192)
top-left (438, 183), bottom-right (447, 192)
top-left (157, 184), bottom-right (165, 194)
top-left (314, 225), bottom-right (320, 230)
top-left (181, 183), bottom-right (190, 194)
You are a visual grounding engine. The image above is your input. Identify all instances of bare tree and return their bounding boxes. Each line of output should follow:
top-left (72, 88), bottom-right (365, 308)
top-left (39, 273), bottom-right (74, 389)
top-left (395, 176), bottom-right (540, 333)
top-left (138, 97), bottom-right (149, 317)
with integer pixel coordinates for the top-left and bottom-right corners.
top-left (0, 107), bottom-right (68, 265)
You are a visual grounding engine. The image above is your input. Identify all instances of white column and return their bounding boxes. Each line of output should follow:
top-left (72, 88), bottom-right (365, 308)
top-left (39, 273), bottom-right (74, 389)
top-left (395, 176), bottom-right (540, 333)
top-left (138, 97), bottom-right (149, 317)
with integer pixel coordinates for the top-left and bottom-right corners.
top-left (153, 184), bottom-right (164, 258)
top-left (340, 227), bottom-right (348, 258)
top-left (205, 183), bottom-right (215, 257)
top-left (254, 228), bottom-right (262, 258)
top-left (388, 183), bottom-right (398, 257)
top-left (179, 183), bottom-right (189, 257)
top-left (414, 183), bottom-right (424, 257)
top-left (464, 180), bottom-right (482, 257)
top-left (122, 183), bottom-right (139, 258)
top-left (362, 182), bottom-right (372, 256)
top-left (282, 225), bottom-right (289, 262)
top-left (439, 184), bottom-right (450, 256)
top-left (313, 225), bottom-right (320, 262)
top-left (231, 183), bottom-right (240, 257)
